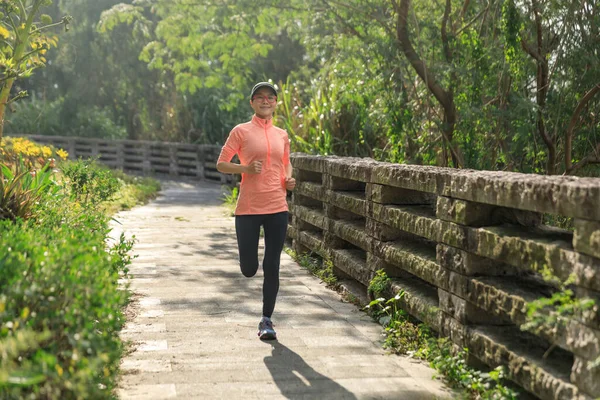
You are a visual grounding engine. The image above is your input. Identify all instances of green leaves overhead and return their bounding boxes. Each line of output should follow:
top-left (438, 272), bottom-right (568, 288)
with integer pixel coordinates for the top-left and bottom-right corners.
top-left (101, 0), bottom-right (288, 100)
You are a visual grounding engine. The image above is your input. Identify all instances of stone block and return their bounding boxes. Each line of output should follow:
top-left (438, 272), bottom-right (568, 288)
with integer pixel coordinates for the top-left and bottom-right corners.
top-left (367, 183), bottom-right (436, 205)
top-left (293, 206), bottom-right (327, 231)
top-left (329, 220), bottom-right (372, 253)
top-left (292, 239), bottom-right (311, 256)
top-left (448, 271), bottom-right (469, 299)
top-left (366, 253), bottom-right (413, 279)
top-left (438, 289), bottom-right (508, 325)
top-left (295, 181), bottom-right (326, 202)
top-left (571, 356), bottom-right (600, 398)
top-left (327, 190), bottom-right (367, 217)
top-left (326, 157), bottom-right (377, 182)
top-left (469, 326), bottom-right (591, 400)
top-left (287, 225), bottom-right (296, 240)
top-left (440, 314), bottom-right (470, 348)
top-left (331, 249), bottom-right (371, 287)
top-left (389, 279), bottom-right (442, 331)
top-left (324, 231), bottom-right (347, 250)
top-left (290, 153), bottom-right (329, 173)
top-left (436, 196), bottom-right (542, 227)
top-left (473, 225), bottom-right (600, 291)
top-left (374, 240), bottom-right (447, 290)
top-left (574, 219), bottom-right (600, 260)
top-left (370, 203), bottom-right (468, 250)
top-left (370, 163), bottom-right (453, 195)
top-left (296, 231), bottom-right (328, 259)
top-left (449, 169), bottom-right (600, 222)
top-left (437, 244), bottom-right (520, 276)
top-left (294, 169), bottom-right (322, 183)
top-left (366, 218), bottom-right (404, 241)
top-left (293, 193), bottom-right (323, 208)
top-left (323, 174), bottom-right (366, 191)
top-left (324, 203), bottom-right (363, 221)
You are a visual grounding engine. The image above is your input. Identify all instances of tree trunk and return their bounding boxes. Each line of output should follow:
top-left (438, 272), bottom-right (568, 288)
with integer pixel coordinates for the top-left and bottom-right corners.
top-left (521, 0), bottom-right (555, 174)
top-left (0, 1), bottom-right (44, 143)
top-left (395, 0), bottom-right (464, 168)
top-left (565, 83), bottom-right (600, 174)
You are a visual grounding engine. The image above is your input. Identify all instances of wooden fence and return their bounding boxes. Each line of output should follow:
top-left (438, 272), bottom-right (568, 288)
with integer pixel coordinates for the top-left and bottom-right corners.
top-left (22, 134), bottom-right (232, 183)
top-left (288, 154), bottom-right (600, 400)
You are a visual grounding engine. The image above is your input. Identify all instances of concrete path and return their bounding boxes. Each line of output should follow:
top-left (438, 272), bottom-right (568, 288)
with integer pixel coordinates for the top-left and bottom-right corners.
top-left (110, 180), bottom-right (453, 400)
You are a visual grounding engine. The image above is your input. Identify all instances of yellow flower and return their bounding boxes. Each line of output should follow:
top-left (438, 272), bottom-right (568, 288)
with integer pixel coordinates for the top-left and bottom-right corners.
top-left (42, 146), bottom-right (52, 158)
top-left (56, 149), bottom-right (69, 160)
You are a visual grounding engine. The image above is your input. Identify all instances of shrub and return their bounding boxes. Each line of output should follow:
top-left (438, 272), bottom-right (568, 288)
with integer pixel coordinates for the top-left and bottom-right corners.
top-left (61, 159), bottom-right (121, 206)
top-left (0, 138), bottom-right (153, 398)
top-left (0, 162), bottom-right (59, 221)
top-left (0, 214), bottom-right (129, 399)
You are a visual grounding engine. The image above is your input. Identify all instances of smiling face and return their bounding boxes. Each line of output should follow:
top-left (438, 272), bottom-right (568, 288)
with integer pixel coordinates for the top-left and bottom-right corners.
top-left (250, 87), bottom-right (277, 119)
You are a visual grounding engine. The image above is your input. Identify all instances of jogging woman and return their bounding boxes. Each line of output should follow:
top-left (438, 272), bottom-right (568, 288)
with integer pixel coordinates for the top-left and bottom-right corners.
top-left (216, 82), bottom-right (296, 340)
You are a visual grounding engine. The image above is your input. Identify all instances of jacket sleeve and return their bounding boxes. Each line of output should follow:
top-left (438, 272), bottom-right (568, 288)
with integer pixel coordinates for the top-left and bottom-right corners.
top-left (218, 128), bottom-right (242, 163)
top-left (282, 132), bottom-right (290, 166)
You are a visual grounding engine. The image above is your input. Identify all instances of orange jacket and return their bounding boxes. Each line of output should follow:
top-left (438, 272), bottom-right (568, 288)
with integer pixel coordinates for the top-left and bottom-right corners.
top-left (218, 115), bottom-right (290, 215)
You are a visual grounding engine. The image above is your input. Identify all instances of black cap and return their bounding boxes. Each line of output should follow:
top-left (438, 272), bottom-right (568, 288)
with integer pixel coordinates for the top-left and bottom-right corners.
top-left (250, 82), bottom-right (277, 98)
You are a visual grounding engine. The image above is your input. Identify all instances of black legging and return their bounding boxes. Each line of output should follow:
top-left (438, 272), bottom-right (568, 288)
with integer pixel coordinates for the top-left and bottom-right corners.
top-left (235, 211), bottom-right (288, 318)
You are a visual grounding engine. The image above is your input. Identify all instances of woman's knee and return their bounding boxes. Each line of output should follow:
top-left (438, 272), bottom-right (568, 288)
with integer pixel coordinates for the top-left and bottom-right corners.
top-left (240, 260), bottom-right (259, 277)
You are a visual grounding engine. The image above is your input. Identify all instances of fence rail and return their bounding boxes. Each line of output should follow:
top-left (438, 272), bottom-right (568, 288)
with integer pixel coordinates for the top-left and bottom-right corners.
top-left (288, 154), bottom-right (600, 400)
top-left (21, 134), bottom-right (231, 183)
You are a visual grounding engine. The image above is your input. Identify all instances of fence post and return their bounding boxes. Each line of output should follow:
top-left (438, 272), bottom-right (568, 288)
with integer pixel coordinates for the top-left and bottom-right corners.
top-left (169, 145), bottom-right (178, 177)
top-left (142, 143), bottom-right (151, 175)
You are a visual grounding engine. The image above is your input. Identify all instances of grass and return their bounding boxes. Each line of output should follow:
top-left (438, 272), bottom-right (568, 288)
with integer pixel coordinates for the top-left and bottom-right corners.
top-left (101, 173), bottom-right (161, 215)
top-left (285, 248), bottom-right (338, 287)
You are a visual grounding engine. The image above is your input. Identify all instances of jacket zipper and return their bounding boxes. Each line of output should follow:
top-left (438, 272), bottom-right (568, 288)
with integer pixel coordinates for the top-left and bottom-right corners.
top-left (264, 124), bottom-right (271, 168)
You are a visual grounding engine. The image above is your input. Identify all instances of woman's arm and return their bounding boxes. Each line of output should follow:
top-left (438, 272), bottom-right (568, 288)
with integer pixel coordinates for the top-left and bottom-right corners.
top-left (284, 163), bottom-right (295, 190)
top-left (217, 161), bottom-right (262, 175)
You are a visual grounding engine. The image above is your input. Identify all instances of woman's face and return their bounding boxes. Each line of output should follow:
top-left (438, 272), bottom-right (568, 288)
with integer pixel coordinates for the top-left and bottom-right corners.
top-left (250, 87), bottom-right (277, 119)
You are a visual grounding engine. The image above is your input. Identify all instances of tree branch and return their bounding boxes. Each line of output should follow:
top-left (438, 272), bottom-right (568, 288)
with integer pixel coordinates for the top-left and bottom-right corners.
top-left (568, 143), bottom-right (600, 175)
top-left (565, 82), bottom-right (600, 173)
top-left (441, 0), bottom-right (452, 63)
top-left (395, 0), bottom-right (463, 167)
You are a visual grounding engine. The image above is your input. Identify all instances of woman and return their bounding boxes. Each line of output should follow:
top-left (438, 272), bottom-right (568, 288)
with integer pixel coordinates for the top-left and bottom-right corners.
top-left (216, 82), bottom-right (296, 340)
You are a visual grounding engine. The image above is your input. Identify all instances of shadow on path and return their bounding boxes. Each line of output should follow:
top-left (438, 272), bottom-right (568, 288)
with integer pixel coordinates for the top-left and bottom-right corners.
top-left (264, 341), bottom-right (357, 400)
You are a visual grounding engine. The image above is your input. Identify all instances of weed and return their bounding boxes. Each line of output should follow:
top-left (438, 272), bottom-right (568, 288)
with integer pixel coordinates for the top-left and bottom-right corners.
top-left (365, 273), bottom-right (520, 399)
top-left (221, 185), bottom-right (238, 216)
top-left (368, 269), bottom-right (391, 298)
top-left (285, 248), bottom-right (338, 287)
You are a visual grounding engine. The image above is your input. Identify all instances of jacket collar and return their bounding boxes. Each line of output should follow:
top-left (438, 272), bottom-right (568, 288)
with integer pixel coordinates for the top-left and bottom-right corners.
top-left (251, 114), bottom-right (273, 128)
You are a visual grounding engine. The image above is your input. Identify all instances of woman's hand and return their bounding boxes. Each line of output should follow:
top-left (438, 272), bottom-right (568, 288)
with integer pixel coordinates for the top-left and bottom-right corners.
top-left (245, 160), bottom-right (263, 174)
top-left (285, 177), bottom-right (296, 191)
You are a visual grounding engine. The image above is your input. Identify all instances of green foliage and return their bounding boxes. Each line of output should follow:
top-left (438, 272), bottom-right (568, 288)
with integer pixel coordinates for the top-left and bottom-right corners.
top-left (0, 138), bottom-right (157, 398)
top-left (522, 273), bottom-right (596, 370)
top-left (0, 215), bottom-right (129, 398)
top-left (285, 249), bottom-right (337, 287)
top-left (221, 185), bottom-right (238, 216)
top-left (0, 161), bottom-right (58, 221)
top-left (422, 338), bottom-right (519, 400)
top-left (365, 293), bottom-right (519, 399)
top-left (5, 98), bottom-right (128, 139)
top-left (0, 0), bottom-right (71, 138)
top-left (367, 269), bottom-right (391, 299)
top-left (61, 158), bottom-right (121, 206)
top-left (101, 172), bottom-right (161, 215)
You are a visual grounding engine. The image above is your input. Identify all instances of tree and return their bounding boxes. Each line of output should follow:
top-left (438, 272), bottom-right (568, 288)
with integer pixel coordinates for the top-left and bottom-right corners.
top-left (0, 0), bottom-right (71, 141)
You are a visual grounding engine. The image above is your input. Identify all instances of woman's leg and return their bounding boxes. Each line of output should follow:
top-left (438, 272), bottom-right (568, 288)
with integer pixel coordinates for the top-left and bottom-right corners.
top-left (235, 214), bottom-right (262, 277)
top-left (261, 211), bottom-right (288, 318)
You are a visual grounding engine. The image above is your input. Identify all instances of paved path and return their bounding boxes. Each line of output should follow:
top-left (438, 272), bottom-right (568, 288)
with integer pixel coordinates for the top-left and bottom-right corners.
top-left (110, 180), bottom-right (453, 400)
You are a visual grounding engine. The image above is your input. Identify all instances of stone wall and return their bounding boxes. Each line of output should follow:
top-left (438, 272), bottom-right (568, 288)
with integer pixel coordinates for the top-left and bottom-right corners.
top-left (288, 153), bottom-right (600, 400)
